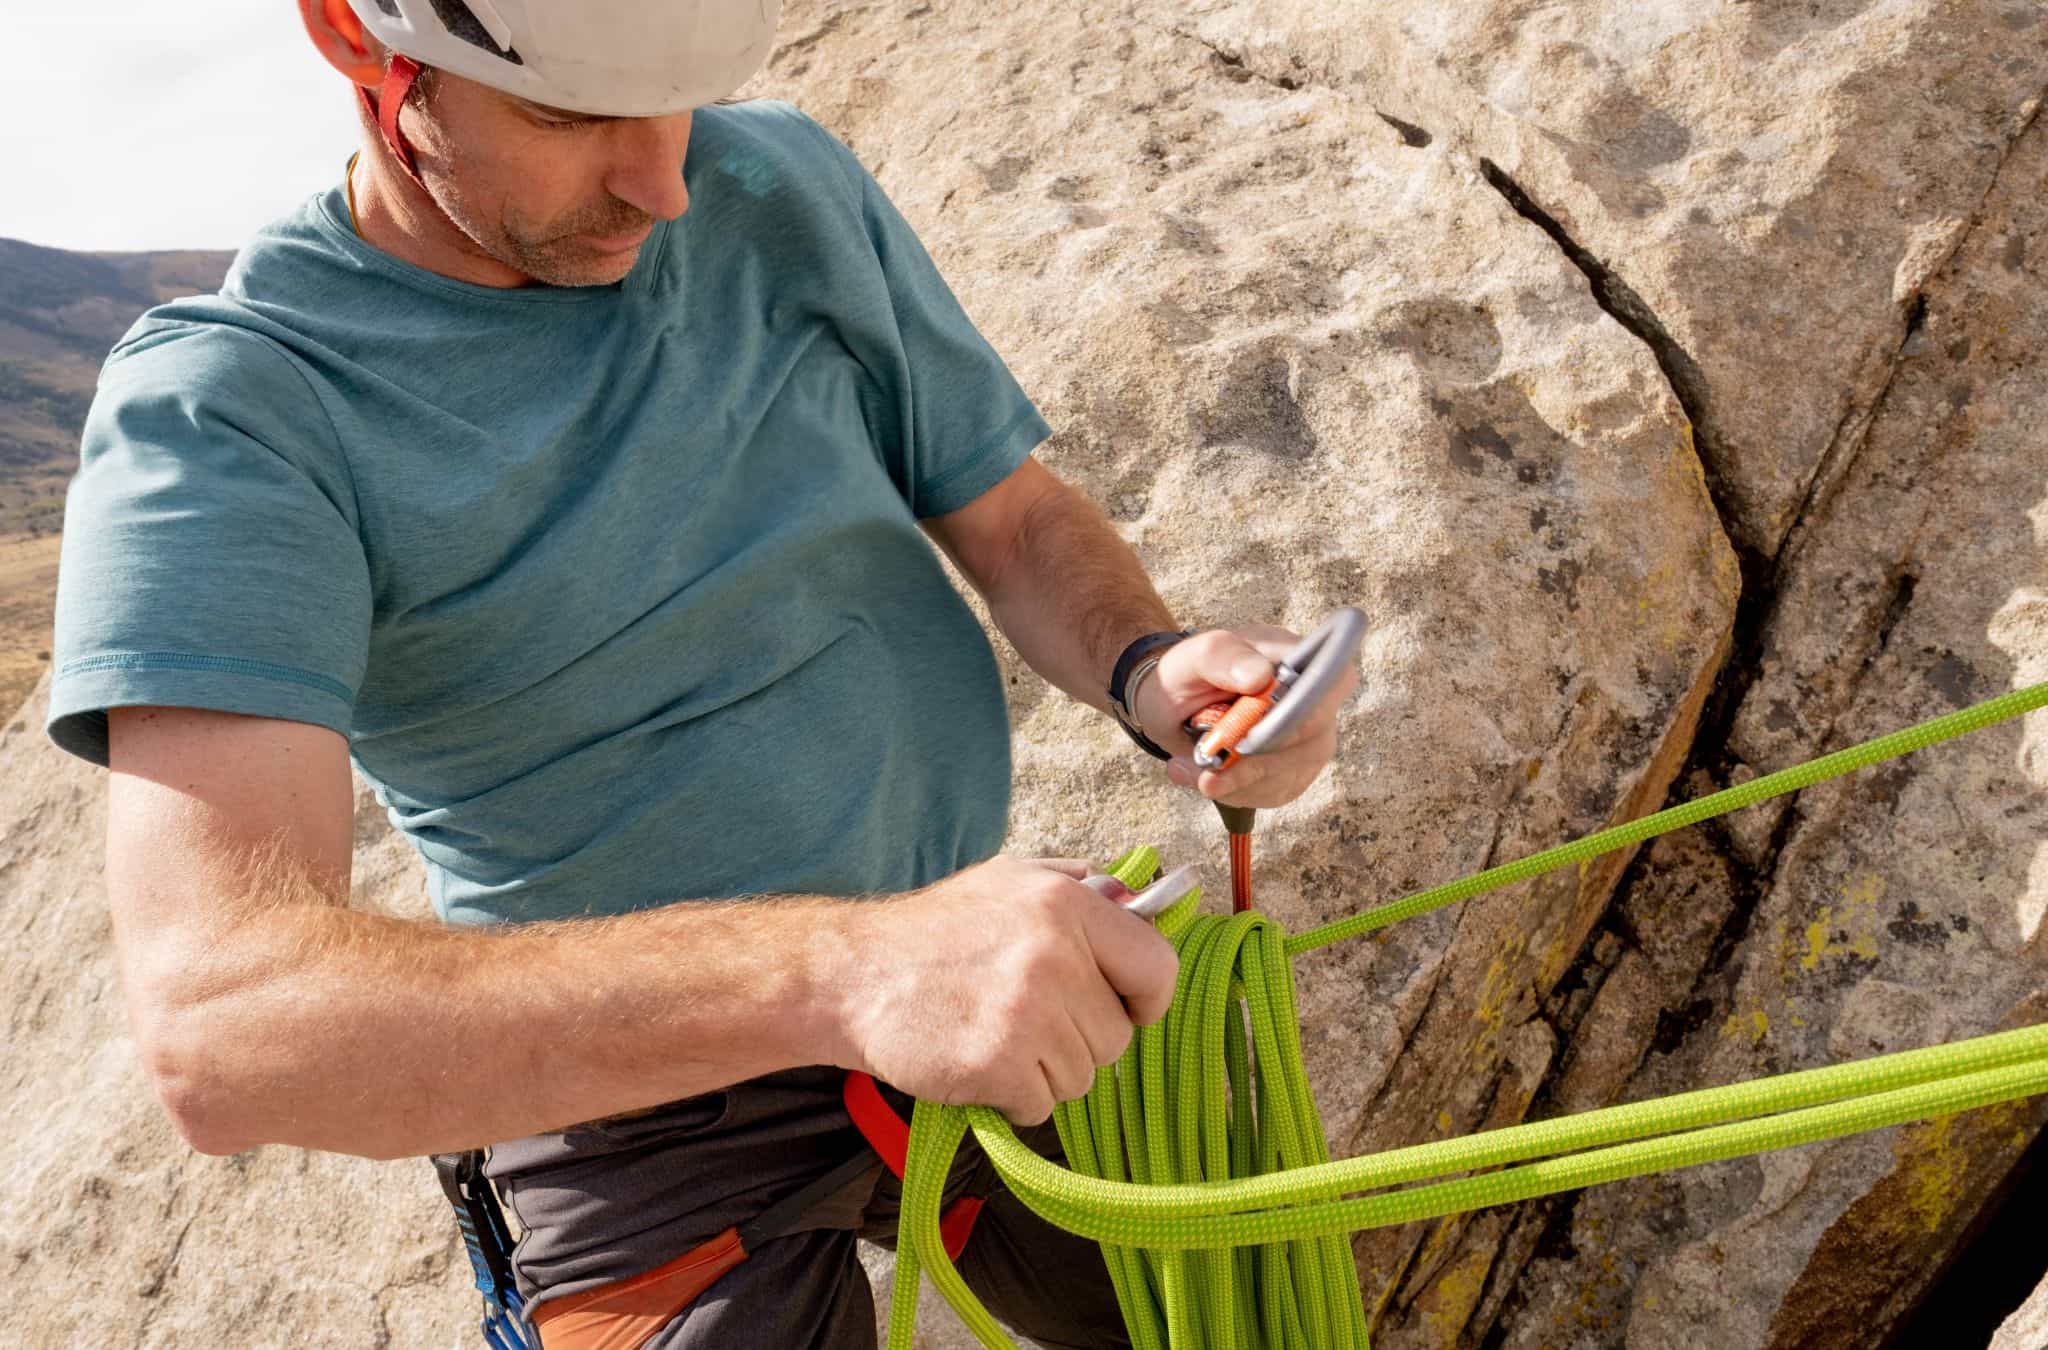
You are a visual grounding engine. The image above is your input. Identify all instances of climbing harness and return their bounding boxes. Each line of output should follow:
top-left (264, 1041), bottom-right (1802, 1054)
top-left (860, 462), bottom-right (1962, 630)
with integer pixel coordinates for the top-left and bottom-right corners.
top-left (1183, 608), bottom-right (1369, 912)
top-left (885, 679), bottom-right (2048, 1349)
top-left (433, 1150), bottom-right (540, 1350)
top-left (434, 1129), bottom-right (884, 1349)
top-left (440, 867), bottom-right (1202, 1346)
top-left (847, 1070), bottom-right (989, 1261)
top-left (522, 1147), bottom-right (882, 1349)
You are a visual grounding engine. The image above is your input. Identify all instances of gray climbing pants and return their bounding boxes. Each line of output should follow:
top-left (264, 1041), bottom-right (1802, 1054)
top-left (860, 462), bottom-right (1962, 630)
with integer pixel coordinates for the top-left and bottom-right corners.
top-left (488, 1066), bottom-right (1131, 1349)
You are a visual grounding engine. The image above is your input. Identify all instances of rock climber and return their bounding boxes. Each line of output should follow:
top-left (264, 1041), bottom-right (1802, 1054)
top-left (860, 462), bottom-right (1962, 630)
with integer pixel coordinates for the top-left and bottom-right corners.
top-left (45, 1), bottom-right (1352, 1345)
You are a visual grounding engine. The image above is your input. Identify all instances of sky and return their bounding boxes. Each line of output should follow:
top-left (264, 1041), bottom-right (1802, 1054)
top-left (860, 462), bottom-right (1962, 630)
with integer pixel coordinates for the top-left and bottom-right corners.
top-left (10, 3), bottom-right (361, 253)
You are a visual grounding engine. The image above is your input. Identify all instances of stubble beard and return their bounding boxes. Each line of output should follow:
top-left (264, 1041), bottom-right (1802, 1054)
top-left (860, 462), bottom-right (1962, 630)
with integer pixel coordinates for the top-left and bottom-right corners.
top-left (401, 74), bottom-right (660, 288)
top-left (498, 210), bottom-right (654, 287)
top-left (428, 165), bottom-right (654, 288)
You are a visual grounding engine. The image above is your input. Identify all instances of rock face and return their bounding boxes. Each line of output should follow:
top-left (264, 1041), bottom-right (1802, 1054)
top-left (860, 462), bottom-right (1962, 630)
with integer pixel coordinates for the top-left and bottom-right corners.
top-left (3, 2), bottom-right (2043, 1348)
top-left (1474, 93), bottom-right (2048, 1350)
top-left (1994, 1270), bottom-right (2048, 1350)
top-left (1175, 0), bottom-right (2048, 559)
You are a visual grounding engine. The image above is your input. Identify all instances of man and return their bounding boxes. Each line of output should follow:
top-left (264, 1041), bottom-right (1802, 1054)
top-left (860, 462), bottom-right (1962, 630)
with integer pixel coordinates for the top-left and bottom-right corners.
top-left (47, 0), bottom-right (1349, 1344)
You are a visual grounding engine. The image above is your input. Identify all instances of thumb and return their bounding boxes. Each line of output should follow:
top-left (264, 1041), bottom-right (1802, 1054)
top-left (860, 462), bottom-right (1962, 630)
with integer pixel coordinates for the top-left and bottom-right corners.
top-left (1158, 630), bottom-right (1277, 705)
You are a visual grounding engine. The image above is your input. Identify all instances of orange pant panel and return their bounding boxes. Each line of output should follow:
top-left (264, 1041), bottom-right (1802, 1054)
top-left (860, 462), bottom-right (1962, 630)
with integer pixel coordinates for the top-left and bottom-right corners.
top-left (529, 1228), bottom-right (747, 1350)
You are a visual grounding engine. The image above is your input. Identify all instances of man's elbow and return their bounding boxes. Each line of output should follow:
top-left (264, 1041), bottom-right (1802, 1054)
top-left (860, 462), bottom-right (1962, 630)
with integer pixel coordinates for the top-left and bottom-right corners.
top-left (132, 1005), bottom-right (261, 1156)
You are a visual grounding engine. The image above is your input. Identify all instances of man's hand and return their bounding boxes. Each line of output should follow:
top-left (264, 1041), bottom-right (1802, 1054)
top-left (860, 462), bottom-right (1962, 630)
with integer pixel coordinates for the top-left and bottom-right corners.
top-left (919, 459), bottom-right (1356, 808)
top-left (1134, 626), bottom-right (1359, 809)
top-left (834, 856), bottom-right (1180, 1125)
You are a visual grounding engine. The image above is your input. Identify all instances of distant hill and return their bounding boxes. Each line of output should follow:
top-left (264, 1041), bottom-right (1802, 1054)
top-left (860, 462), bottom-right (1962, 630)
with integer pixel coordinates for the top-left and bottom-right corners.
top-left (0, 238), bottom-right (234, 537)
top-left (0, 237), bottom-right (234, 719)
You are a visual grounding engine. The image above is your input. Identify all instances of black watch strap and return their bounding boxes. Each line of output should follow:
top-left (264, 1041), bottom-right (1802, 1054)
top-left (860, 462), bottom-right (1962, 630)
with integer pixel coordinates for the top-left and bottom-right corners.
top-left (1108, 629), bottom-right (1195, 761)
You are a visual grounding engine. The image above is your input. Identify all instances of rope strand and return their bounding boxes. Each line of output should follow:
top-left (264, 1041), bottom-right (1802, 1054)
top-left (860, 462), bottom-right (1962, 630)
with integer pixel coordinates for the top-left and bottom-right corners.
top-left (886, 681), bottom-right (2048, 1348)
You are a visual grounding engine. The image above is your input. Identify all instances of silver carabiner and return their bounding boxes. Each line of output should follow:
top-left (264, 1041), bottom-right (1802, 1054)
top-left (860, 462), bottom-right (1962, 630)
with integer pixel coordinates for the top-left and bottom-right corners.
top-left (1189, 607), bottom-right (1367, 770)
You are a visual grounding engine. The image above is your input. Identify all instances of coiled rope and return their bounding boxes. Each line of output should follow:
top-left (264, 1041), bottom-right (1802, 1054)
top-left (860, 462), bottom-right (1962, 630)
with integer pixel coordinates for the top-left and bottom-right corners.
top-left (887, 682), bottom-right (2048, 1349)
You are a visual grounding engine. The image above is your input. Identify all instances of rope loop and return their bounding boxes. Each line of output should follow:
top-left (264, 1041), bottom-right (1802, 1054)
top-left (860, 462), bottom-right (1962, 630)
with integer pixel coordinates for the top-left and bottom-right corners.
top-left (886, 682), bottom-right (2048, 1349)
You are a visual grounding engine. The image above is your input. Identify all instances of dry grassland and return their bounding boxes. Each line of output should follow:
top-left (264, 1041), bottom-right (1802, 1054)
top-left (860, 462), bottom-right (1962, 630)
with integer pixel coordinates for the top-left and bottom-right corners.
top-left (0, 531), bottom-right (60, 725)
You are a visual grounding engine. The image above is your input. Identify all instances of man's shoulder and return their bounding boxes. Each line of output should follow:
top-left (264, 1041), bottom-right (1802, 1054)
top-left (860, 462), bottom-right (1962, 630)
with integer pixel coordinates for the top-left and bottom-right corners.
top-left (689, 99), bottom-right (867, 206)
top-left (693, 98), bottom-right (833, 154)
top-left (91, 295), bottom-right (344, 494)
top-left (104, 193), bottom-right (349, 384)
top-left (101, 300), bottom-right (316, 407)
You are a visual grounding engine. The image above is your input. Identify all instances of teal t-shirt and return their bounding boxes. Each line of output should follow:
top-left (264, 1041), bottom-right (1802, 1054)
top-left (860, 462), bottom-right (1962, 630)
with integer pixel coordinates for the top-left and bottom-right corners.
top-left (49, 100), bottom-right (1046, 926)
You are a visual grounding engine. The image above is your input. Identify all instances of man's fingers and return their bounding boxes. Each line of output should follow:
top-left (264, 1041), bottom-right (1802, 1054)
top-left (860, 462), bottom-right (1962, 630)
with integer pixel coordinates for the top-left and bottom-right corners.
top-left (1178, 721), bottom-right (1339, 808)
top-left (1045, 1013), bottom-right (1100, 1103)
top-left (1156, 628), bottom-right (1288, 706)
top-left (1160, 638), bottom-right (1354, 804)
top-left (1001, 1077), bottom-right (1057, 1127)
top-left (1259, 665), bottom-right (1360, 755)
top-left (1079, 895), bottom-right (1179, 1025)
top-left (1028, 858), bottom-right (1093, 880)
top-left (1069, 973), bottom-right (1137, 1069)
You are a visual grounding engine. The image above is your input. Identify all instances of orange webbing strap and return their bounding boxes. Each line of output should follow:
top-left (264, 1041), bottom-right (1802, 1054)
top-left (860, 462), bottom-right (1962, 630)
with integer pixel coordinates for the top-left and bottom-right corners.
top-left (845, 1071), bottom-right (984, 1259)
top-left (526, 1229), bottom-right (746, 1350)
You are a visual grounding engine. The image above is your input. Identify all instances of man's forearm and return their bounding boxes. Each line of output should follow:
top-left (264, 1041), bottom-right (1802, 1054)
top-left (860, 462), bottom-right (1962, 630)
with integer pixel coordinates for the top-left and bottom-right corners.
top-left (980, 478), bottom-right (1180, 712)
top-left (133, 855), bottom-right (863, 1160)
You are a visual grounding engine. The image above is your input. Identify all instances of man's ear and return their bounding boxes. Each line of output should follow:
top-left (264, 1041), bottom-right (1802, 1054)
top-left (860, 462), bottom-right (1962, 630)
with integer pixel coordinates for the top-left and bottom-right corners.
top-left (299, 0), bottom-right (386, 88)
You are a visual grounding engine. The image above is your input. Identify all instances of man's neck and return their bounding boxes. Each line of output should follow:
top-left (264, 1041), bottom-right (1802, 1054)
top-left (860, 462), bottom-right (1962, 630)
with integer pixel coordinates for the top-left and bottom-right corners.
top-left (349, 142), bottom-right (537, 289)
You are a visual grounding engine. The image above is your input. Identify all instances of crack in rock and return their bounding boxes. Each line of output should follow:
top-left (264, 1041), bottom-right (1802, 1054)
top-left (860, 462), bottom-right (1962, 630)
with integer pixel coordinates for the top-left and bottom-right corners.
top-left (1376, 111), bottom-right (1433, 148)
top-left (1162, 25), bottom-right (1305, 92)
top-left (1474, 162), bottom-right (1714, 469)
top-left (1448, 82), bottom-right (2048, 1350)
top-left (1768, 87), bottom-right (2045, 596)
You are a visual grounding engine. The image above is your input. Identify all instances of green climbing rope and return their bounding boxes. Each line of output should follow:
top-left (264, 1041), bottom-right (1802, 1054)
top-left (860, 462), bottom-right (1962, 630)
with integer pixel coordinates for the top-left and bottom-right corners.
top-left (885, 681), bottom-right (2048, 1350)
top-left (1290, 682), bottom-right (2048, 955)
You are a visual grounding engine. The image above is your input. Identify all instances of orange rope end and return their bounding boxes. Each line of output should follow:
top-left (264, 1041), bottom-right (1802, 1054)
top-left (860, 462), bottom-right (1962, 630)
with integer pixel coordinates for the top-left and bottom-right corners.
top-left (1229, 831), bottom-right (1253, 912)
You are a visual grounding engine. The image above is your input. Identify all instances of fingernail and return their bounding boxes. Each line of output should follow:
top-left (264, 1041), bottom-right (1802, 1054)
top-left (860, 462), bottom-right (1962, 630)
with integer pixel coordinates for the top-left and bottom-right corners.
top-left (1231, 658), bottom-right (1270, 687)
top-left (1166, 760), bottom-right (1195, 787)
top-left (1082, 874), bottom-right (1134, 901)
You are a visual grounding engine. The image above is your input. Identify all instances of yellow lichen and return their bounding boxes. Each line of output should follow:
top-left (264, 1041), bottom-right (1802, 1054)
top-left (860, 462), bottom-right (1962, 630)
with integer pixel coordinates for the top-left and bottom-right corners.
top-left (1796, 874), bottom-right (1886, 972)
top-left (1719, 1008), bottom-right (1770, 1043)
top-left (1892, 1113), bottom-right (1966, 1237)
top-left (1416, 1245), bottom-right (1495, 1347)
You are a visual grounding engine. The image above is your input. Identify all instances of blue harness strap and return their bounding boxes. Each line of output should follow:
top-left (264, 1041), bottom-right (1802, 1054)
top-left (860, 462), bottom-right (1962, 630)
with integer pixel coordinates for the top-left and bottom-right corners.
top-left (433, 1151), bottom-right (539, 1350)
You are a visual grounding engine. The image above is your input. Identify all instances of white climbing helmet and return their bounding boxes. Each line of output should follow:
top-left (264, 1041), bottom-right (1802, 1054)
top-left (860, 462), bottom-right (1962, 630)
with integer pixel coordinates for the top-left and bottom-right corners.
top-left (342, 0), bottom-right (782, 117)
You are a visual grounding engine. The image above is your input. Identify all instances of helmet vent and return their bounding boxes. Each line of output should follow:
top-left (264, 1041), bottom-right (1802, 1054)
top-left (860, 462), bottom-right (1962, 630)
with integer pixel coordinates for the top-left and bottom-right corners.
top-left (428, 0), bottom-right (525, 65)
top-left (371, 0), bottom-right (400, 14)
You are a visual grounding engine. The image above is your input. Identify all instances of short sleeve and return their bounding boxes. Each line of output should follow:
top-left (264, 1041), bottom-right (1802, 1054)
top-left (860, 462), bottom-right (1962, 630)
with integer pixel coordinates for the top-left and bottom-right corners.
top-left (47, 324), bottom-right (372, 766)
top-left (801, 111), bottom-right (1052, 517)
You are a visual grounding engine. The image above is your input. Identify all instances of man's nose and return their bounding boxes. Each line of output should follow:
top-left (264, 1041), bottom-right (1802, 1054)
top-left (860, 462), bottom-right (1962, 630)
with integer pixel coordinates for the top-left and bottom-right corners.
top-left (602, 113), bottom-right (693, 221)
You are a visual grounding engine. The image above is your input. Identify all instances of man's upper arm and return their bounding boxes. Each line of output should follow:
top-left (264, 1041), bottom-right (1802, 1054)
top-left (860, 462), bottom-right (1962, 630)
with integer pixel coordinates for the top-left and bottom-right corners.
top-left (105, 707), bottom-right (355, 993)
top-left (48, 326), bottom-right (370, 767)
top-left (919, 455), bottom-right (1065, 598)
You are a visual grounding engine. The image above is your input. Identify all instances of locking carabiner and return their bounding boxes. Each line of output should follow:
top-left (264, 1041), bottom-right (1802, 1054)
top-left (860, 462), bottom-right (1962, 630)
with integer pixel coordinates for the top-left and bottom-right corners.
top-left (1179, 608), bottom-right (1367, 912)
